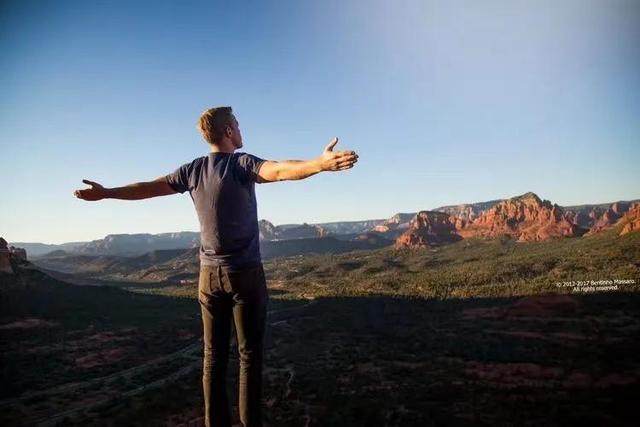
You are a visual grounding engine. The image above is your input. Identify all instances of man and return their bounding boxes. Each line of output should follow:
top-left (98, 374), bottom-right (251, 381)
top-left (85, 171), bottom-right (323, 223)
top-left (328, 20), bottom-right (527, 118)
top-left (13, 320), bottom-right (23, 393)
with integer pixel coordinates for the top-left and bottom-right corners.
top-left (73, 106), bottom-right (359, 427)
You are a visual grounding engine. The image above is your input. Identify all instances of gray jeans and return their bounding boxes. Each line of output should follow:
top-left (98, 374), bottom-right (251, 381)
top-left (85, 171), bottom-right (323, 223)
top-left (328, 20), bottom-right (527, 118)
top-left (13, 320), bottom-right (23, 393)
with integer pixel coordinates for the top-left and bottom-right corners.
top-left (198, 262), bottom-right (268, 427)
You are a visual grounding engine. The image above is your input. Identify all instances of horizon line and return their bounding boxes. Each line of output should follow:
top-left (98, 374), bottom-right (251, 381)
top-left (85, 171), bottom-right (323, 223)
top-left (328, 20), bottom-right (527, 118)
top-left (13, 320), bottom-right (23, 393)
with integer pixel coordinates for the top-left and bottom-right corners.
top-left (8, 192), bottom-right (640, 245)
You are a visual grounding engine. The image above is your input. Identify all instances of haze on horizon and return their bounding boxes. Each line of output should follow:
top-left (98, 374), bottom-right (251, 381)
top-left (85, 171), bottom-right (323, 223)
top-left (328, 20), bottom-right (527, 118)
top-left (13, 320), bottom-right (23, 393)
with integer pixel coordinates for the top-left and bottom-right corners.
top-left (2, 0), bottom-right (639, 244)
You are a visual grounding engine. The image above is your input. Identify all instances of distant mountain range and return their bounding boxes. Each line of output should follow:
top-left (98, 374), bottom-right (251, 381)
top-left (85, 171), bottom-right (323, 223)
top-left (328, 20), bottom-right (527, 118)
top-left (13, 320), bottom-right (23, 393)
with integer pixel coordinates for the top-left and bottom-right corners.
top-left (32, 235), bottom-right (394, 281)
top-left (15, 232), bottom-right (201, 257)
top-left (12, 192), bottom-right (640, 257)
top-left (397, 192), bottom-right (640, 248)
top-left (14, 191), bottom-right (639, 284)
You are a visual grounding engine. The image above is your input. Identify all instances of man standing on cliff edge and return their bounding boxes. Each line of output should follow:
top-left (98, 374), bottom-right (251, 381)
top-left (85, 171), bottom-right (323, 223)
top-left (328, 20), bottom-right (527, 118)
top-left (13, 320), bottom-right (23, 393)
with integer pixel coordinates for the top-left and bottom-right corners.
top-left (73, 106), bottom-right (359, 427)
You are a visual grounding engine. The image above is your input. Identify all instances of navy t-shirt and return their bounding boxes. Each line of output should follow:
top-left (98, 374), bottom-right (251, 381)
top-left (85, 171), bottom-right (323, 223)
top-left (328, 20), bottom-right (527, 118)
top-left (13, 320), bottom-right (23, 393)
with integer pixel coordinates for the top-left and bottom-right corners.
top-left (165, 152), bottom-right (266, 267)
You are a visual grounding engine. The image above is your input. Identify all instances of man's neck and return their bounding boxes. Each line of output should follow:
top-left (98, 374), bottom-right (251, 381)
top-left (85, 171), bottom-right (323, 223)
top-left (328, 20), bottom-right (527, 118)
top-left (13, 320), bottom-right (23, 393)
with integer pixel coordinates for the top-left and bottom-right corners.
top-left (209, 140), bottom-right (236, 154)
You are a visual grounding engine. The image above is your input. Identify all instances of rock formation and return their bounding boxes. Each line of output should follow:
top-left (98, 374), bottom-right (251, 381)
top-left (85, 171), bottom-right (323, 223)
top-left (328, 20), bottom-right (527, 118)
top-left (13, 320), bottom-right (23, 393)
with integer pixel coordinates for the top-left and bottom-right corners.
top-left (313, 219), bottom-right (384, 235)
top-left (619, 203), bottom-right (640, 236)
top-left (0, 238), bottom-right (27, 274)
top-left (278, 223), bottom-right (329, 240)
top-left (564, 208), bottom-right (598, 229)
top-left (0, 237), bottom-right (12, 274)
top-left (9, 246), bottom-right (27, 260)
top-left (588, 209), bottom-right (623, 234)
top-left (563, 200), bottom-right (638, 231)
top-left (372, 213), bottom-right (414, 235)
top-left (455, 192), bottom-right (580, 242)
top-left (586, 202), bottom-right (632, 234)
top-left (395, 211), bottom-right (462, 248)
top-left (434, 199), bottom-right (502, 221)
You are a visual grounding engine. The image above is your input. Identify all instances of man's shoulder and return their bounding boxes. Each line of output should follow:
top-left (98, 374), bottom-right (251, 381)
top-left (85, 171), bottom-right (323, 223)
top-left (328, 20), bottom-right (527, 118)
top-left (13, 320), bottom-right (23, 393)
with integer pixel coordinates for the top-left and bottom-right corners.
top-left (232, 152), bottom-right (266, 183)
top-left (194, 154), bottom-right (209, 163)
top-left (234, 151), bottom-right (257, 158)
top-left (234, 151), bottom-right (266, 164)
top-left (180, 155), bottom-right (208, 168)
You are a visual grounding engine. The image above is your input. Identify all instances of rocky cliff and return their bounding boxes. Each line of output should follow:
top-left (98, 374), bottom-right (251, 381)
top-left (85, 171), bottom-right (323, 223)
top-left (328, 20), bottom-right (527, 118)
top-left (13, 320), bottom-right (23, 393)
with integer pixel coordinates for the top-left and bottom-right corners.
top-left (0, 237), bottom-right (28, 274)
top-left (0, 238), bottom-right (11, 274)
top-left (434, 199), bottom-right (503, 221)
top-left (372, 213), bottom-right (415, 235)
top-left (585, 202), bottom-right (632, 234)
top-left (395, 211), bottom-right (462, 248)
top-left (619, 203), bottom-right (640, 236)
top-left (563, 200), bottom-right (638, 231)
top-left (455, 192), bottom-right (580, 242)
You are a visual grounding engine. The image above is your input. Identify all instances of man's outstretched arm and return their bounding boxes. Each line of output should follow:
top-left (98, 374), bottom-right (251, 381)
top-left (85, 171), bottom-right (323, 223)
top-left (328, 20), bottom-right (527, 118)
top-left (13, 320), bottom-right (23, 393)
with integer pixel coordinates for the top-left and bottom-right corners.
top-left (73, 176), bottom-right (177, 201)
top-left (256, 137), bottom-right (358, 183)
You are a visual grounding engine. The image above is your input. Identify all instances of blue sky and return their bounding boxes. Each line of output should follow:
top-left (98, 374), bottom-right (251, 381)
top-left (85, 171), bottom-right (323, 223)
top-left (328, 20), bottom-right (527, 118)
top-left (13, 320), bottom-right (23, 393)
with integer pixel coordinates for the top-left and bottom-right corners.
top-left (1, 0), bottom-right (639, 244)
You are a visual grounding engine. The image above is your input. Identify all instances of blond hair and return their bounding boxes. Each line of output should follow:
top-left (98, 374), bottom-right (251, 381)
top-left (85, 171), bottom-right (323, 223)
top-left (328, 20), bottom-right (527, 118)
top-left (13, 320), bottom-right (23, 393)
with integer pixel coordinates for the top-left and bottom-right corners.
top-left (197, 106), bottom-right (234, 145)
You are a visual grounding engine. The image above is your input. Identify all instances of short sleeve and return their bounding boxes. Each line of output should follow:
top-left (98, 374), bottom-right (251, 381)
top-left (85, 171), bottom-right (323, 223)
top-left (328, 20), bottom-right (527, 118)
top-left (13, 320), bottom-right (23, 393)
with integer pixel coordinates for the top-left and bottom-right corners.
top-left (165, 161), bottom-right (191, 194)
top-left (235, 152), bottom-right (266, 183)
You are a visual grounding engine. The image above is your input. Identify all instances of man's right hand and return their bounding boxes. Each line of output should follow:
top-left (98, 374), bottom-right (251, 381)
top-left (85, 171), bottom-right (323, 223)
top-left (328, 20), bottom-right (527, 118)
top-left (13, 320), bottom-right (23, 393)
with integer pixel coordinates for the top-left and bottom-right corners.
top-left (74, 179), bottom-right (110, 201)
top-left (318, 137), bottom-right (359, 172)
top-left (74, 176), bottom-right (177, 201)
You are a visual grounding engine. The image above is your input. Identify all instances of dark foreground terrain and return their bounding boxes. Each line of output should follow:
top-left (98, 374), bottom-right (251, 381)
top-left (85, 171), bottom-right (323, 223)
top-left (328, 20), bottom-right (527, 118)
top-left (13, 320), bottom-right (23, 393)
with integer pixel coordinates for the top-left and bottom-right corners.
top-left (1, 227), bottom-right (638, 426)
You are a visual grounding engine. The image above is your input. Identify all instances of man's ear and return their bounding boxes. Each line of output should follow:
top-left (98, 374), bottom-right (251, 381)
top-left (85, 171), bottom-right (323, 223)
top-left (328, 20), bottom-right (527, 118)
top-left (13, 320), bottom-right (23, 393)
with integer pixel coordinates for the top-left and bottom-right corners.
top-left (225, 125), bottom-right (233, 138)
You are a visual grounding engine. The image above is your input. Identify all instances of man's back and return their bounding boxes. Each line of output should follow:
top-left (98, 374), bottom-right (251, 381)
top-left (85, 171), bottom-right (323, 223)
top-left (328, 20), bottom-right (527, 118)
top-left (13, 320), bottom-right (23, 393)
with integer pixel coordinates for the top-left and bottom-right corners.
top-left (166, 151), bottom-right (265, 267)
top-left (73, 105), bottom-right (358, 427)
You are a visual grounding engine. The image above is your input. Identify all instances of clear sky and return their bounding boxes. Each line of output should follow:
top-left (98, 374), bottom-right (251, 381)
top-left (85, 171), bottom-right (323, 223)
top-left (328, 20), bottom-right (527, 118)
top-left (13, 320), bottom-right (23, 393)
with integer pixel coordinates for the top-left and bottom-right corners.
top-left (2, 0), bottom-right (639, 244)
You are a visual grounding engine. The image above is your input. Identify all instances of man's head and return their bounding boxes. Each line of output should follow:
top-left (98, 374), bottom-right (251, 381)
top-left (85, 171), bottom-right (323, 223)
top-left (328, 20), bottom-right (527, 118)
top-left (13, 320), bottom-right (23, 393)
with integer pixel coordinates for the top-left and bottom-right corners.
top-left (197, 106), bottom-right (243, 150)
